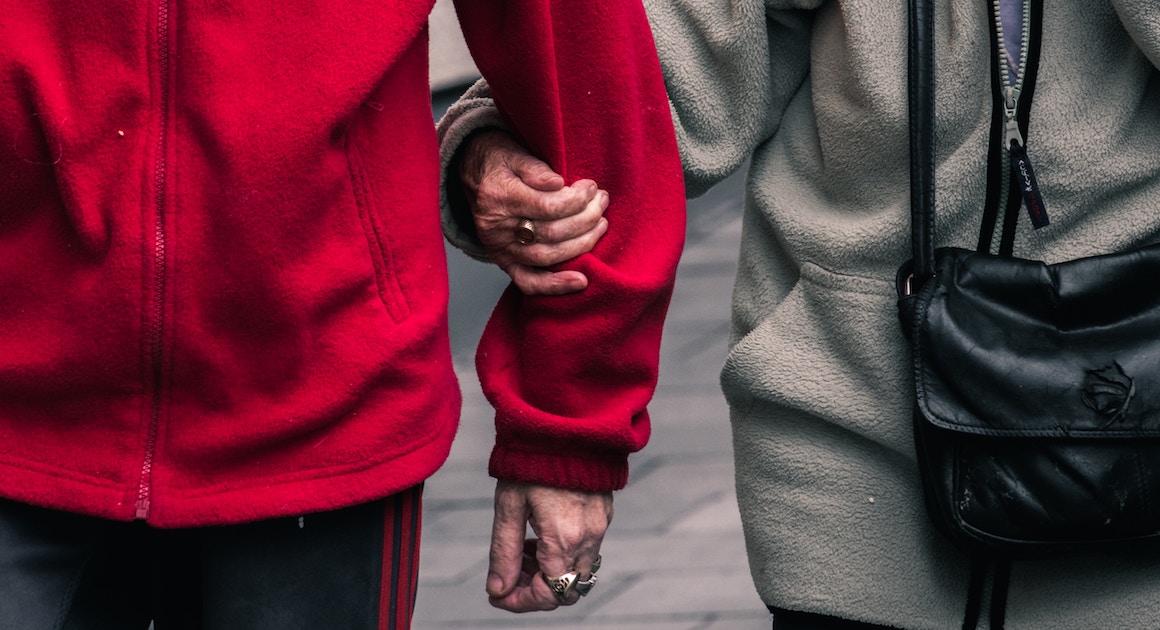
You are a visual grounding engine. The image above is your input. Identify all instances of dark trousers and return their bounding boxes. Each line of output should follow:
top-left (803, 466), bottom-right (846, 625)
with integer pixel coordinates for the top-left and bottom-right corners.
top-left (772, 608), bottom-right (898, 629)
top-left (0, 486), bottom-right (422, 630)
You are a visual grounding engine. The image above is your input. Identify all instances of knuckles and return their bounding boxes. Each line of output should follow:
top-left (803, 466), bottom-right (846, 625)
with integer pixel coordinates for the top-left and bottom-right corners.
top-left (517, 246), bottom-right (557, 268)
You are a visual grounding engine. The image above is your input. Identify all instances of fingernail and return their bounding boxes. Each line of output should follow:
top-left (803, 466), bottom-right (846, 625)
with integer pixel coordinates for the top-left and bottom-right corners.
top-left (486, 572), bottom-right (505, 595)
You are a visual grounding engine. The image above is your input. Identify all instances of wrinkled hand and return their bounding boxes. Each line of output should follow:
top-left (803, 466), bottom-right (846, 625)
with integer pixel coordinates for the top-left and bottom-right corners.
top-left (487, 480), bottom-right (613, 612)
top-left (459, 131), bottom-right (609, 295)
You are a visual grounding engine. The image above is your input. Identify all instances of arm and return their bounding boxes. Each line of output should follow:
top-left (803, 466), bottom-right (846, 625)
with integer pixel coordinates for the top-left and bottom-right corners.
top-left (441, 1), bottom-right (817, 203)
top-left (450, 0), bottom-right (686, 612)
top-left (644, 0), bottom-right (817, 197)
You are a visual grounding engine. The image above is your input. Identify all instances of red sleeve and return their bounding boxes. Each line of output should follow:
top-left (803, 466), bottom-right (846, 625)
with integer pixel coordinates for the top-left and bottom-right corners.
top-left (452, 0), bottom-right (687, 491)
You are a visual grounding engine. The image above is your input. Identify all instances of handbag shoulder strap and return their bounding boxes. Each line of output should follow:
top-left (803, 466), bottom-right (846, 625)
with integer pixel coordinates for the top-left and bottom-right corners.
top-left (908, 0), bottom-right (936, 284)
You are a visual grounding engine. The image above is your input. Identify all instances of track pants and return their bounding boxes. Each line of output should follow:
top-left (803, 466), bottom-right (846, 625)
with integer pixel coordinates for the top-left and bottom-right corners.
top-left (772, 608), bottom-right (896, 629)
top-left (0, 486), bottom-right (422, 630)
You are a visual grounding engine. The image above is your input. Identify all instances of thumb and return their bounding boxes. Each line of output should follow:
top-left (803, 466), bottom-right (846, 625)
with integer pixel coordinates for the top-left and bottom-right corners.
top-left (507, 152), bottom-right (566, 192)
top-left (488, 482), bottom-right (531, 597)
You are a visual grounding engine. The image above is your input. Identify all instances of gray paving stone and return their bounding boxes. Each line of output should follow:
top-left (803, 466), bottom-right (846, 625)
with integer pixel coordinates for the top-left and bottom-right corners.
top-left (598, 529), bottom-right (750, 575)
top-left (643, 397), bottom-right (733, 457)
top-left (593, 565), bottom-right (765, 618)
top-left (428, 0), bottom-right (478, 91)
top-left (669, 488), bottom-right (745, 535)
top-left (421, 502), bottom-right (492, 542)
top-left (613, 457), bottom-right (737, 534)
top-left (418, 541), bottom-right (490, 586)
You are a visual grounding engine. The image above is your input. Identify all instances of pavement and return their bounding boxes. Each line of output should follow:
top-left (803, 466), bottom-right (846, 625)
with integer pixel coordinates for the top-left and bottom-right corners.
top-left (416, 121), bottom-right (768, 629)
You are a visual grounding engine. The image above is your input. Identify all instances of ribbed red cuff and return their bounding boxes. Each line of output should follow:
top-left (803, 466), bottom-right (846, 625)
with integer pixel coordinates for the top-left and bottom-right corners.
top-left (488, 444), bottom-right (629, 492)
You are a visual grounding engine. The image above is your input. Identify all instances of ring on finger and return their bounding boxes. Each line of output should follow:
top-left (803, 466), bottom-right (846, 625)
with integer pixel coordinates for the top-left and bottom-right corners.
top-left (514, 218), bottom-right (536, 245)
top-left (572, 573), bottom-right (598, 597)
top-left (542, 571), bottom-right (580, 603)
top-left (542, 554), bottom-right (602, 603)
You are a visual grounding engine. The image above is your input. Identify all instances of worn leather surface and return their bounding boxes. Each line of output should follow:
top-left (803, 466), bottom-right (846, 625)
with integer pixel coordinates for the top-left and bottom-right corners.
top-left (900, 244), bottom-right (1160, 551)
top-left (907, 0), bottom-right (936, 281)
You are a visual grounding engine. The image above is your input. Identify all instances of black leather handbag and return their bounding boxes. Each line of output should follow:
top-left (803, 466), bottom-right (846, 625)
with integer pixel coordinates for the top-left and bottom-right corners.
top-left (897, 0), bottom-right (1160, 553)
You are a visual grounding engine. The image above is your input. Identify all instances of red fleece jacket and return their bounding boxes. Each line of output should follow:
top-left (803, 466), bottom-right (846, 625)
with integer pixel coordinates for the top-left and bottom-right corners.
top-left (0, 0), bottom-right (683, 527)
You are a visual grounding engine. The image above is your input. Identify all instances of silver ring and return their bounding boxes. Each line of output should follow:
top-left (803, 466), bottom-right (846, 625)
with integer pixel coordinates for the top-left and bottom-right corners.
top-left (572, 573), bottom-right (598, 596)
top-left (542, 571), bottom-right (580, 603)
top-left (514, 218), bottom-right (536, 245)
top-left (542, 554), bottom-right (602, 603)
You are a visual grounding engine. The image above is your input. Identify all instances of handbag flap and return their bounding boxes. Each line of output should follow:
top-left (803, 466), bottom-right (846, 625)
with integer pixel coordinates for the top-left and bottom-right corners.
top-left (910, 244), bottom-right (1160, 437)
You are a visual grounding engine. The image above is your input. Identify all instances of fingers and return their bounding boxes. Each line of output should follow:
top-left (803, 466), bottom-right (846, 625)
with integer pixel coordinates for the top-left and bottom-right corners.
top-left (487, 481), bottom-right (613, 613)
top-left (487, 554), bottom-right (564, 612)
top-left (493, 203), bottom-right (609, 296)
top-left (474, 178), bottom-right (605, 249)
top-left (571, 551), bottom-right (600, 581)
top-left (499, 215), bottom-right (609, 294)
top-left (459, 131), bottom-right (610, 295)
top-left (507, 149), bottom-right (565, 192)
top-left (488, 487), bottom-right (561, 613)
top-left (487, 483), bottom-right (532, 603)
top-left (506, 265), bottom-right (589, 296)
top-left (521, 193), bottom-right (608, 248)
top-left (461, 131), bottom-right (579, 223)
top-left (460, 130), bottom-right (566, 195)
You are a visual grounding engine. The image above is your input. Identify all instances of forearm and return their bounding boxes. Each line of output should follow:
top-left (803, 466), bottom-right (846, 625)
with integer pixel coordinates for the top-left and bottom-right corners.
top-left (453, 0), bottom-right (687, 489)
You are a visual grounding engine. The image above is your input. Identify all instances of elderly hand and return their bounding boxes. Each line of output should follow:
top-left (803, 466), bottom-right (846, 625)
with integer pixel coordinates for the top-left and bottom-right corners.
top-left (486, 480), bottom-right (612, 612)
top-left (459, 131), bottom-right (609, 296)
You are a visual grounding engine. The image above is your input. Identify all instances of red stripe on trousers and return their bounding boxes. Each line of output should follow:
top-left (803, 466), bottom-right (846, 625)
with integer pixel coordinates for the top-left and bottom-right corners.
top-left (380, 484), bottom-right (423, 630)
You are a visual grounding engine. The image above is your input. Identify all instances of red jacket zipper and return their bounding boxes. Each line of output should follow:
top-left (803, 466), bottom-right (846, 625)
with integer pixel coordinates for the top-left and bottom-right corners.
top-left (136, 0), bottom-right (171, 521)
